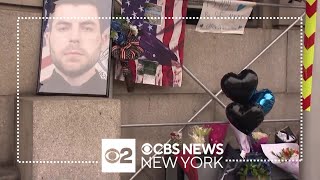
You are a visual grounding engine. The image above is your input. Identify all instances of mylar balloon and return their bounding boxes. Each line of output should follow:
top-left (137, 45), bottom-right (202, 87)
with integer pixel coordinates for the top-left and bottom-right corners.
top-left (221, 69), bottom-right (258, 104)
top-left (226, 102), bottom-right (265, 135)
top-left (250, 89), bottom-right (275, 115)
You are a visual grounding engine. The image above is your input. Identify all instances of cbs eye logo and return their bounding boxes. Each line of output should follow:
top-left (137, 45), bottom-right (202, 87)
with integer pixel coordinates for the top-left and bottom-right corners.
top-left (141, 143), bottom-right (153, 155)
top-left (105, 148), bottom-right (132, 164)
top-left (102, 139), bottom-right (136, 173)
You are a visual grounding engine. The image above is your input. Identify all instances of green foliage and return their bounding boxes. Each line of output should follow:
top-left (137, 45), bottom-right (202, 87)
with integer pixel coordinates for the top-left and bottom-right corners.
top-left (238, 162), bottom-right (269, 178)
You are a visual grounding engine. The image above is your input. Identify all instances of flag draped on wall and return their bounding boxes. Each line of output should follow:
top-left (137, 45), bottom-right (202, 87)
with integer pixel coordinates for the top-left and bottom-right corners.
top-left (303, 0), bottom-right (317, 111)
top-left (116, 0), bottom-right (188, 87)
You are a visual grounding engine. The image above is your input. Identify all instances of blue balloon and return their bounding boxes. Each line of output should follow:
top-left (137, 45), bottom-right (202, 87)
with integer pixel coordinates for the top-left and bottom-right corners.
top-left (250, 89), bottom-right (275, 115)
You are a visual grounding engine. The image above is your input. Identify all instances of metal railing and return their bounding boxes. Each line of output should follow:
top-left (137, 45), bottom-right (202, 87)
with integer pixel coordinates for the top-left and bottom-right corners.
top-left (128, 13), bottom-right (304, 180)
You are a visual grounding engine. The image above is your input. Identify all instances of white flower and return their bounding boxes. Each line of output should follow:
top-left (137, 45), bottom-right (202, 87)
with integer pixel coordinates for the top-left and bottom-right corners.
top-left (130, 25), bottom-right (138, 36)
top-left (114, 33), bottom-right (119, 40)
top-left (290, 153), bottom-right (299, 160)
top-left (190, 134), bottom-right (205, 144)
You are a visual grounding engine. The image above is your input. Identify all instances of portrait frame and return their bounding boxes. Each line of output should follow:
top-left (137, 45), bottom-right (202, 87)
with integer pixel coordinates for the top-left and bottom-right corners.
top-left (36, 0), bottom-right (114, 97)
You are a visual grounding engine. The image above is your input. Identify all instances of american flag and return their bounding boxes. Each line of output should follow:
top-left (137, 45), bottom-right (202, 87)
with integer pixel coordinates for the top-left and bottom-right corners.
top-left (118, 0), bottom-right (188, 87)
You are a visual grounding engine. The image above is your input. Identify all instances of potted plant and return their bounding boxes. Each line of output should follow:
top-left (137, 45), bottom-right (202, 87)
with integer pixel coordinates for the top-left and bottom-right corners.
top-left (237, 162), bottom-right (271, 180)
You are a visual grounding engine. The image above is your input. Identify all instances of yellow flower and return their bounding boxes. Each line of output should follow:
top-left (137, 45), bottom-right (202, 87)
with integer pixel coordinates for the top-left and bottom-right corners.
top-left (190, 134), bottom-right (206, 144)
top-left (252, 132), bottom-right (268, 140)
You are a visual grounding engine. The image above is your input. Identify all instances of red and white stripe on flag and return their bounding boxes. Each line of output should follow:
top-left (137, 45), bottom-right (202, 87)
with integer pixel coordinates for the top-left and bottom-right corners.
top-left (129, 0), bottom-right (188, 87)
top-left (158, 0), bottom-right (188, 87)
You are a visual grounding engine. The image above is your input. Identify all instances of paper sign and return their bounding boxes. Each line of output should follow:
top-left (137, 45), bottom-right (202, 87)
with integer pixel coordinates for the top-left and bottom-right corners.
top-left (137, 60), bottom-right (159, 85)
top-left (144, 3), bottom-right (162, 25)
top-left (196, 0), bottom-right (254, 34)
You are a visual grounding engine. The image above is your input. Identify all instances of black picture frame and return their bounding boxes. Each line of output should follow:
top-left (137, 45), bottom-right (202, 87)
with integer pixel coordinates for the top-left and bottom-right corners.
top-left (36, 0), bottom-right (114, 97)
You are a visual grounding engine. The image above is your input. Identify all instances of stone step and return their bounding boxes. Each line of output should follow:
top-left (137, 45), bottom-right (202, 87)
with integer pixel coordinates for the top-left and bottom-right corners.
top-left (0, 96), bottom-right (14, 166)
top-left (0, 166), bottom-right (19, 180)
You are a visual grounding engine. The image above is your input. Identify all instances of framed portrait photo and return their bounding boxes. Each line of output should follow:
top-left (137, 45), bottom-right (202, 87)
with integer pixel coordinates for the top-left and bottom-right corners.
top-left (37, 0), bottom-right (113, 96)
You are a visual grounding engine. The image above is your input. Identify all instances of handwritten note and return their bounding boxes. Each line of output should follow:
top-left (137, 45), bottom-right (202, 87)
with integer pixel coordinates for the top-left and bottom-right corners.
top-left (196, 0), bottom-right (254, 34)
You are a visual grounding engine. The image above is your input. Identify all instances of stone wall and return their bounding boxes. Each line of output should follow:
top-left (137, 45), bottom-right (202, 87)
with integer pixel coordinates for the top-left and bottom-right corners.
top-left (0, 2), bottom-right (301, 180)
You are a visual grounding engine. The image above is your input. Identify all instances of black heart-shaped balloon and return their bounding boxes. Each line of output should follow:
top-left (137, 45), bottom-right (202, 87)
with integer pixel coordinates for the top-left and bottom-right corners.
top-left (221, 69), bottom-right (258, 104)
top-left (226, 102), bottom-right (264, 135)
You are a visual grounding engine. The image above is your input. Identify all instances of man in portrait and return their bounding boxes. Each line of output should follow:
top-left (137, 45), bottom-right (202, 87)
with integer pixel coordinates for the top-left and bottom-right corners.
top-left (38, 0), bottom-right (111, 95)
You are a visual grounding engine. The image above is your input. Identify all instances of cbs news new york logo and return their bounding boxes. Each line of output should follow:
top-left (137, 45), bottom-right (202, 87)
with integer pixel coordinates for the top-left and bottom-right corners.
top-left (101, 139), bottom-right (136, 173)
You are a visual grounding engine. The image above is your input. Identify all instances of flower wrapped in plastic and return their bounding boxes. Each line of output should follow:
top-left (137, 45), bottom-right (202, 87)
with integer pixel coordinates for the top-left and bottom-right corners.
top-left (251, 131), bottom-right (269, 153)
top-left (169, 131), bottom-right (182, 148)
top-left (261, 143), bottom-right (299, 178)
top-left (204, 123), bottom-right (229, 145)
top-left (230, 124), bottom-right (251, 159)
top-left (189, 126), bottom-right (211, 145)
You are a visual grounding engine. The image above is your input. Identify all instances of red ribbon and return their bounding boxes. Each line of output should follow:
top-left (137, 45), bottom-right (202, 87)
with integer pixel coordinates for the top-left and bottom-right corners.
top-left (112, 39), bottom-right (143, 61)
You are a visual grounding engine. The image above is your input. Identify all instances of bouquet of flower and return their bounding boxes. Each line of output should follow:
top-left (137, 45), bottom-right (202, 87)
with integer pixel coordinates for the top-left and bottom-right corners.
top-left (238, 162), bottom-right (271, 180)
top-left (271, 147), bottom-right (299, 162)
top-left (237, 153), bottom-right (272, 180)
top-left (203, 123), bottom-right (228, 144)
top-left (111, 20), bottom-right (139, 48)
top-left (111, 18), bottom-right (144, 92)
top-left (170, 131), bottom-right (182, 148)
top-left (261, 143), bottom-right (299, 178)
top-left (189, 126), bottom-right (211, 144)
top-left (251, 131), bottom-right (269, 153)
